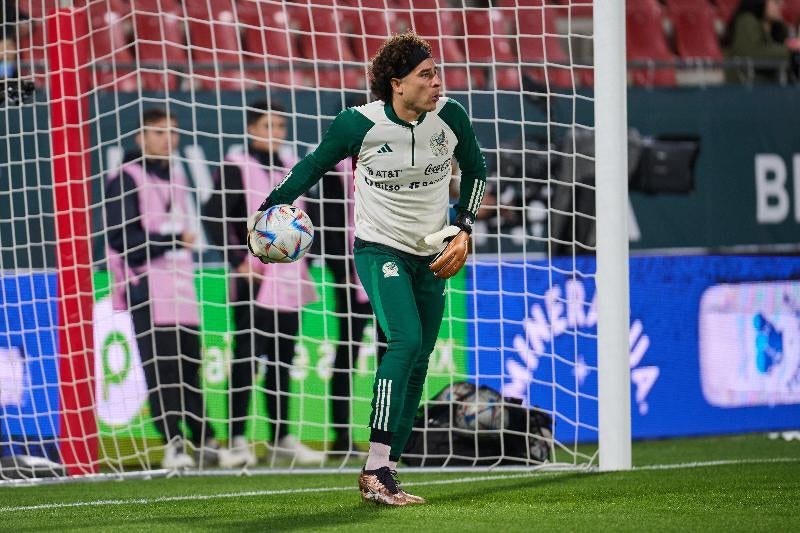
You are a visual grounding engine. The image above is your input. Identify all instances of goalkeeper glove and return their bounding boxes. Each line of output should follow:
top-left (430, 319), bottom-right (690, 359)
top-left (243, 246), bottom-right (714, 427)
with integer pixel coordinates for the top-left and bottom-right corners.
top-left (425, 211), bottom-right (474, 280)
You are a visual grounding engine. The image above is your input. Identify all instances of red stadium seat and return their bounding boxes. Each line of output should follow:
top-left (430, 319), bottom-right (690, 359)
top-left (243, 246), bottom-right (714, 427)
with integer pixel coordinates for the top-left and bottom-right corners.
top-left (464, 9), bottom-right (519, 90)
top-left (664, 0), bottom-right (706, 7)
top-left (185, 1), bottom-right (247, 90)
top-left (408, 10), bottom-right (486, 90)
top-left (342, 8), bottom-right (406, 62)
top-left (626, 1), bottom-right (677, 86)
top-left (517, 5), bottom-right (574, 89)
top-left (89, 9), bottom-right (138, 92)
top-left (17, 15), bottom-right (45, 63)
top-left (463, 9), bottom-right (515, 62)
top-left (239, 2), bottom-right (304, 88)
top-left (16, 17), bottom-right (47, 86)
top-left (131, 0), bottom-right (187, 91)
top-left (549, 0), bottom-right (592, 18)
top-left (714, 0), bottom-right (740, 23)
top-left (668, 1), bottom-right (723, 61)
top-left (569, 2), bottom-right (592, 19)
top-left (17, 0), bottom-right (45, 19)
top-left (291, 4), bottom-right (362, 89)
top-left (130, 0), bottom-right (182, 14)
top-left (784, 0), bottom-right (800, 26)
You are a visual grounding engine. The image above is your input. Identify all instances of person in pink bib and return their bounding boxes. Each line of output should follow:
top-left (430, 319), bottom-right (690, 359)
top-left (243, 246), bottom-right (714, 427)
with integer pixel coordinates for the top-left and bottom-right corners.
top-left (104, 107), bottom-right (218, 470)
top-left (204, 100), bottom-right (323, 467)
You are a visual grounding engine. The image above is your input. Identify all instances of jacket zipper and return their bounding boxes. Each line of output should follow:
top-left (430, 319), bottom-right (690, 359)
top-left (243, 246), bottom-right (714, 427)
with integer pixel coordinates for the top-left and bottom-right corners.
top-left (410, 125), bottom-right (415, 166)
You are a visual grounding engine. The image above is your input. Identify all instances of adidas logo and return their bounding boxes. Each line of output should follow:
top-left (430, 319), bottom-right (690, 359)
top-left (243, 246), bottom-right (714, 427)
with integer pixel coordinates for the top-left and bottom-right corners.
top-left (377, 143), bottom-right (393, 154)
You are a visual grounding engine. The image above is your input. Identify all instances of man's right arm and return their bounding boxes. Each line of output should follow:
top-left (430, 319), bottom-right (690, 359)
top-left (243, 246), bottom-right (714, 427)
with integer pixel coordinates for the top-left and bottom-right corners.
top-left (260, 108), bottom-right (373, 210)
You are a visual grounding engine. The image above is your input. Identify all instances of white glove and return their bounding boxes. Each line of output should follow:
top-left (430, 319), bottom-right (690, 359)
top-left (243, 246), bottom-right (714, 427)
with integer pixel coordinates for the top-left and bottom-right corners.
top-left (423, 225), bottom-right (461, 247)
top-left (246, 210), bottom-right (273, 264)
top-left (424, 212), bottom-right (475, 279)
top-left (247, 210), bottom-right (264, 233)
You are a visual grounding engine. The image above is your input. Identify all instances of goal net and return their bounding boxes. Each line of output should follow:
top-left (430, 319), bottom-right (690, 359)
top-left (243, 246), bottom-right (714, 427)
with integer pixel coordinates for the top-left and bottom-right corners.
top-left (0, 0), bottom-right (612, 481)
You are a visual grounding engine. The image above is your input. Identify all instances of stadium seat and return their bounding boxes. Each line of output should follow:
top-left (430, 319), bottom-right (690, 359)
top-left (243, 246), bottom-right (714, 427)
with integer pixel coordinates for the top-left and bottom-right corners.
top-left (784, 0), bottom-right (800, 26)
top-left (238, 1), bottom-right (303, 88)
top-left (668, 1), bottom-right (723, 61)
top-left (409, 10), bottom-right (486, 90)
top-left (626, 1), bottom-right (677, 86)
top-left (549, 0), bottom-right (592, 19)
top-left (131, 0), bottom-right (187, 91)
top-left (292, 4), bottom-right (363, 89)
top-left (463, 9), bottom-right (519, 90)
top-left (89, 9), bottom-right (138, 92)
top-left (342, 8), bottom-right (404, 62)
top-left (713, 0), bottom-right (740, 23)
top-left (463, 9), bottom-right (515, 62)
top-left (130, 0), bottom-right (182, 15)
top-left (75, 0), bottom-right (131, 16)
top-left (517, 5), bottom-right (574, 89)
top-left (17, 0), bottom-right (45, 19)
top-left (185, 2), bottom-right (247, 90)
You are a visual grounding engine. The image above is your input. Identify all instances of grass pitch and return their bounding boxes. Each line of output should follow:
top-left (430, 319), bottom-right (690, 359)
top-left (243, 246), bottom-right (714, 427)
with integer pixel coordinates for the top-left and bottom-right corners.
top-left (1, 433), bottom-right (798, 532)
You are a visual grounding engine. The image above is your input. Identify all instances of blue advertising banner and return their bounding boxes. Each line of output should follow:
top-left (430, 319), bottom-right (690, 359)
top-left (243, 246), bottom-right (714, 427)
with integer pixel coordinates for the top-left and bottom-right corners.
top-left (0, 273), bottom-right (60, 457)
top-left (467, 255), bottom-right (800, 443)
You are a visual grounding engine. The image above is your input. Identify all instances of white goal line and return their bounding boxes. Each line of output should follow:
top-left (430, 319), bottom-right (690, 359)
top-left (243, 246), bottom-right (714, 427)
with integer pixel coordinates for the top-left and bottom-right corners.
top-left (1, 457), bottom-right (798, 514)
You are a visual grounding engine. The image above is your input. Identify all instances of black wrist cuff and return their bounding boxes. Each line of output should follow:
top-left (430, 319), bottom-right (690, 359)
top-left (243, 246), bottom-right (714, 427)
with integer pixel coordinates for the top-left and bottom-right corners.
top-left (455, 211), bottom-right (475, 235)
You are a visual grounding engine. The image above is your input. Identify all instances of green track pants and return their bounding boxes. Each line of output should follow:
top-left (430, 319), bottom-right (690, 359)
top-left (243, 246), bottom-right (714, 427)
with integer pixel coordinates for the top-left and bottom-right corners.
top-left (354, 238), bottom-right (446, 459)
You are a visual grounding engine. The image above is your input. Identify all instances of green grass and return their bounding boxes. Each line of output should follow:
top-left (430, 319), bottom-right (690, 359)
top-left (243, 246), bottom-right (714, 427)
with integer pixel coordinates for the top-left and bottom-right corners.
top-left (1, 434), bottom-right (798, 532)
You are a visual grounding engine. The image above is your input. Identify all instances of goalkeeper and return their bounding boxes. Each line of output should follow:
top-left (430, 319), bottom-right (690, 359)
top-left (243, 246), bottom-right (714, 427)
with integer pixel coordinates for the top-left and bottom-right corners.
top-left (248, 32), bottom-right (486, 506)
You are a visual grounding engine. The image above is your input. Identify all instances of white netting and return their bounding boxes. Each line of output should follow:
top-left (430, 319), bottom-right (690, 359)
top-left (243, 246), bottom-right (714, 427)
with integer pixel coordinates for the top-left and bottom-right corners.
top-left (0, 0), bottom-right (600, 481)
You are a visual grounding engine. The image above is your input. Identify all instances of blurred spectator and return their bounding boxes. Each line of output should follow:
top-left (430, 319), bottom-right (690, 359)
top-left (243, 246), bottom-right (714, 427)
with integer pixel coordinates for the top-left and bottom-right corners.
top-left (105, 107), bottom-right (220, 470)
top-left (203, 99), bottom-right (325, 467)
top-left (723, 0), bottom-right (800, 83)
top-left (0, 32), bottom-right (16, 80)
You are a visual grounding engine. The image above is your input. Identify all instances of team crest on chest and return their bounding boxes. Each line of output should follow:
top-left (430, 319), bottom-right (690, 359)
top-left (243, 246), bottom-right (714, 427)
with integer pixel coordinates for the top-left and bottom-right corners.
top-left (382, 261), bottom-right (399, 278)
top-left (430, 129), bottom-right (448, 156)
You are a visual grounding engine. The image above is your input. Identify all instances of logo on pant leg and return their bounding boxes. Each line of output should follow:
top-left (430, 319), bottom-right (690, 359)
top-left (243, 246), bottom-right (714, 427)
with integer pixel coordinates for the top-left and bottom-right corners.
top-left (382, 261), bottom-right (399, 278)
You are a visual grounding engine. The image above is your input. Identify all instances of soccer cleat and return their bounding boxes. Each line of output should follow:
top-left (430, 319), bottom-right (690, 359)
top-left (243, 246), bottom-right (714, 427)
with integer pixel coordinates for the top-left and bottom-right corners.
top-left (218, 436), bottom-right (257, 468)
top-left (399, 488), bottom-right (426, 505)
top-left (273, 435), bottom-right (326, 465)
top-left (358, 466), bottom-right (409, 506)
top-left (161, 437), bottom-right (195, 470)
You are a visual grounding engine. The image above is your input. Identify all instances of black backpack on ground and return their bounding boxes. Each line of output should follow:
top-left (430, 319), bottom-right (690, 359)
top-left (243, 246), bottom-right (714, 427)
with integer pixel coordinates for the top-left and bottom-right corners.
top-left (402, 382), bottom-right (554, 467)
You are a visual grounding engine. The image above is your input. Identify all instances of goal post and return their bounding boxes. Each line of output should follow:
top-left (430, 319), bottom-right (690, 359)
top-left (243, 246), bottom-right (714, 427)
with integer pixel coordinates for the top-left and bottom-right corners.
top-left (594, 0), bottom-right (632, 472)
top-left (47, 5), bottom-right (98, 476)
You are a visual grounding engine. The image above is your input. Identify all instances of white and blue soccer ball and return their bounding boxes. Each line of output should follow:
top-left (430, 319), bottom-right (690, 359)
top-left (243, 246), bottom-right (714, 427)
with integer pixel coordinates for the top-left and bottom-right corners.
top-left (251, 204), bottom-right (314, 263)
top-left (455, 387), bottom-right (502, 431)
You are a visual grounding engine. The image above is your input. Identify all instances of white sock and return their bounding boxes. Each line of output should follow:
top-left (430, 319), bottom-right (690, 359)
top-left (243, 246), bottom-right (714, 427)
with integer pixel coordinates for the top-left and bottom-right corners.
top-left (365, 442), bottom-right (392, 471)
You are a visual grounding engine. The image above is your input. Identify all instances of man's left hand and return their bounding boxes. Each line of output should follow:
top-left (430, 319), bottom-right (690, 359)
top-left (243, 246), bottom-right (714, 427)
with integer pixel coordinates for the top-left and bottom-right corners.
top-left (428, 229), bottom-right (470, 279)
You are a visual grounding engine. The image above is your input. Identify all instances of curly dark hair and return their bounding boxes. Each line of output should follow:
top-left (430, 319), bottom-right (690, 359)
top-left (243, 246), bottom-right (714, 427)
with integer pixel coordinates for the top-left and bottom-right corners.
top-left (369, 32), bottom-right (433, 103)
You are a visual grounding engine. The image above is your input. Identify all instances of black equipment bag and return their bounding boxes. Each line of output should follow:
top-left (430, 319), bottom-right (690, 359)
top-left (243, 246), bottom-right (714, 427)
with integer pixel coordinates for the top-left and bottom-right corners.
top-left (402, 382), bottom-right (553, 467)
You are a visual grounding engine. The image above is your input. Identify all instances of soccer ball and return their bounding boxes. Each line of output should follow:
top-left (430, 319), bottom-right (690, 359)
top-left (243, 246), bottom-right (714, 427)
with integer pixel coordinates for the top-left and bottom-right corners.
top-left (250, 204), bottom-right (314, 263)
top-left (455, 388), bottom-right (502, 431)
